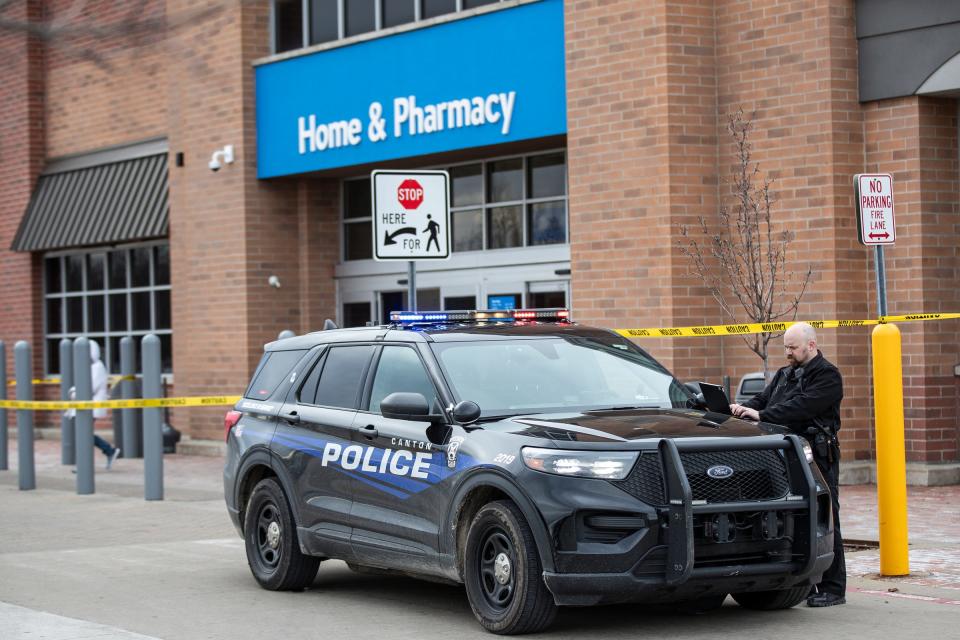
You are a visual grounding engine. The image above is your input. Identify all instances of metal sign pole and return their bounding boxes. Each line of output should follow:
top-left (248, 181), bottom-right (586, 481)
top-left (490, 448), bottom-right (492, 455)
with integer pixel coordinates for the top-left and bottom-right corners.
top-left (875, 245), bottom-right (888, 317)
top-left (408, 261), bottom-right (417, 312)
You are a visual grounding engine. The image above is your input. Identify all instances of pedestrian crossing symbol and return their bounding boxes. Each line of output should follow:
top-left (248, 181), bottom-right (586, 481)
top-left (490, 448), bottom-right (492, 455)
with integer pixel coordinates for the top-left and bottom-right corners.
top-left (372, 170), bottom-right (450, 260)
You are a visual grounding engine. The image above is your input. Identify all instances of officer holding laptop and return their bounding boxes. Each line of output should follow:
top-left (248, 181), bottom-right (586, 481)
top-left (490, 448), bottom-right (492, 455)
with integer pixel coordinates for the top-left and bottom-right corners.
top-left (729, 322), bottom-right (845, 608)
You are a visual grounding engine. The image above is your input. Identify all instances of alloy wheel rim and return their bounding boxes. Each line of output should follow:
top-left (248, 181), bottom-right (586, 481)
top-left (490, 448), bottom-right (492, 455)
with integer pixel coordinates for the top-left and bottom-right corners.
top-left (256, 502), bottom-right (282, 570)
top-left (478, 528), bottom-right (516, 611)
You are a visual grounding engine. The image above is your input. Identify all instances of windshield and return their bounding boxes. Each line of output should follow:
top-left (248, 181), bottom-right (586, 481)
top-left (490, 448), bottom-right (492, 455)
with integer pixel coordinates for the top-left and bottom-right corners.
top-left (431, 336), bottom-right (692, 417)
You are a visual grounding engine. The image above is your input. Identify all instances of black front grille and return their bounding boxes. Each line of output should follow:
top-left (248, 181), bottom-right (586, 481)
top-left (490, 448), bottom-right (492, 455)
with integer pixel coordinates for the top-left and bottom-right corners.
top-left (612, 448), bottom-right (790, 505)
top-left (681, 450), bottom-right (789, 503)
top-left (612, 453), bottom-right (664, 504)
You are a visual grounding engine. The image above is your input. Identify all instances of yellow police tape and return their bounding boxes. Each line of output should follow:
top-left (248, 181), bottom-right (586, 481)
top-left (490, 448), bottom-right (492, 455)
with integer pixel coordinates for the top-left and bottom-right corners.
top-left (3, 313), bottom-right (957, 409)
top-left (614, 313), bottom-right (960, 338)
top-left (0, 395), bottom-right (242, 411)
top-left (6, 375), bottom-right (137, 387)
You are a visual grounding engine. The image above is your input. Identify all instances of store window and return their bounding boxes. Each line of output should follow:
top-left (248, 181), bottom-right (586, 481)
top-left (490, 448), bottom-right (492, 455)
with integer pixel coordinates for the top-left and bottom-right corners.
top-left (342, 150), bottom-right (567, 260)
top-left (43, 243), bottom-right (173, 376)
top-left (273, 0), bottom-right (507, 54)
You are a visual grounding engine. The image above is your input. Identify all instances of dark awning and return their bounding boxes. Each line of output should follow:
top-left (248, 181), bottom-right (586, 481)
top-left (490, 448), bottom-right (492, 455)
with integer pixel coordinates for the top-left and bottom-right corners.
top-left (11, 139), bottom-right (168, 252)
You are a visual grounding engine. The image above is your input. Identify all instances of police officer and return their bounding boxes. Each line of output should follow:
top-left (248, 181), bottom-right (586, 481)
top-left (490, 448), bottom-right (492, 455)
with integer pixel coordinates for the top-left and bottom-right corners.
top-left (730, 322), bottom-right (845, 607)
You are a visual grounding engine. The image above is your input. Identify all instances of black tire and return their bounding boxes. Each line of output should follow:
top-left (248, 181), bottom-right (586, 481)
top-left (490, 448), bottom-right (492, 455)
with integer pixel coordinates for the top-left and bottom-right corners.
top-left (244, 478), bottom-right (320, 591)
top-left (463, 500), bottom-right (557, 635)
top-left (732, 585), bottom-right (809, 610)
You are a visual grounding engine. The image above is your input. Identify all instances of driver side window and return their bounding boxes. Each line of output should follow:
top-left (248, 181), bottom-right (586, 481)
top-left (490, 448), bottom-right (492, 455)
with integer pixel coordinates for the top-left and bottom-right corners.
top-left (368, 346), bottom-right (439, 414)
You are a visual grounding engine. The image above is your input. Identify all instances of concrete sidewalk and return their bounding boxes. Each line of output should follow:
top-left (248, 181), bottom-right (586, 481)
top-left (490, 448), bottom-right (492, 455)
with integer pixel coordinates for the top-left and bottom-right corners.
top-left (2, 438), bottom-right (959, 597)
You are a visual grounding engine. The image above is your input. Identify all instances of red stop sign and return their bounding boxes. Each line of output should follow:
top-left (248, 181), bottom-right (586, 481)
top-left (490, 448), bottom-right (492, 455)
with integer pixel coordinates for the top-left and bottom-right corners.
top-left (397, 179), bottom-right (424, 210)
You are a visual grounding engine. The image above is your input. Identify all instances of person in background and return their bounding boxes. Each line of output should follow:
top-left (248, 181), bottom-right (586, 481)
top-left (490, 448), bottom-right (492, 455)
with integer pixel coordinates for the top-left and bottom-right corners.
top-left (66, 340), bottom-right (121, 470)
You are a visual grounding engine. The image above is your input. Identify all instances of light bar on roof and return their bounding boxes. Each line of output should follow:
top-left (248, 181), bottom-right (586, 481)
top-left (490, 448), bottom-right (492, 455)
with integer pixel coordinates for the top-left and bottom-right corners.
top-left (389, 308), bottom-right (571, 324)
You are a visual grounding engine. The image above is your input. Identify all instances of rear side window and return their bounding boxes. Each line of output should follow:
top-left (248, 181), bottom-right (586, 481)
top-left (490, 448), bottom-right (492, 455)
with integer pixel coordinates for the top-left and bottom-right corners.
top-left (310, 345), bottom-right (375, 409)
top-left (741, 378), bottom-right (766, 395)
top-left (244, 350), bottom-right (307, 399)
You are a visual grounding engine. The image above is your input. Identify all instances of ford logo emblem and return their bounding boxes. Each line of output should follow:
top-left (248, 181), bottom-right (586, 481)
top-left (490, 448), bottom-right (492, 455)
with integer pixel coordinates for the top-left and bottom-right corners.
top-left (706, 465), bottom-right (734, 479)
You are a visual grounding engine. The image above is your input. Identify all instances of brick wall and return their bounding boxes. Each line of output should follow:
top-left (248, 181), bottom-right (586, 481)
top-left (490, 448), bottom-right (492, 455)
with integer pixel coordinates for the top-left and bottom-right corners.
top-left (566, 0), bottom-right (721, 378)
top-left (864, 97), bottom-right (960, 464)
top-left (166, 1), bottom-right (339, 439)
top-left (712, 0), bottom-right (874, 460)
top-left (45, 0), bottom-right (167, 158)
top-left (568, 0), bottom-right (958, 467)
top-left (0, 1), bottom-right (45, 383)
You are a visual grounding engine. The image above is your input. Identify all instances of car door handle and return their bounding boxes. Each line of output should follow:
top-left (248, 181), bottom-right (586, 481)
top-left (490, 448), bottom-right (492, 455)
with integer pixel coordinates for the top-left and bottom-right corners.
top-left (360, 424), bottom-right (379, 440)
top-left (280, 411), bottom-right (300, 424)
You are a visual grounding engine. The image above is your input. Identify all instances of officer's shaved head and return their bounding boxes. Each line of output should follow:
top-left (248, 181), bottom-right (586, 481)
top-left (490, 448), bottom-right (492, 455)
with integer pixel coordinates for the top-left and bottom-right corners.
top-left (783, 322), bottom-right (817, 367)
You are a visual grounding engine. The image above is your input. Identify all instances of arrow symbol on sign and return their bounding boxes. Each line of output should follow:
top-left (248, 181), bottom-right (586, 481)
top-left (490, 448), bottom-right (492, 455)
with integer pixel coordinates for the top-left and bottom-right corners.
top-left (869, 232), bottom-right (890, 240)
top-left (384, 227), bottom-right (417, 245)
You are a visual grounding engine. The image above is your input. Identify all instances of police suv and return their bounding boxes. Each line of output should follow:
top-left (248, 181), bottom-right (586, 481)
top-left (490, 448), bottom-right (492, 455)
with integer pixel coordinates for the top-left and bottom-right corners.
top-left (223, 309), bottom-right (835, 634)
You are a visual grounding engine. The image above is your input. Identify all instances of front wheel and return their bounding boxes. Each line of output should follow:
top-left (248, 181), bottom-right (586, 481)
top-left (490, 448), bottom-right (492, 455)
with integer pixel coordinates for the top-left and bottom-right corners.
top-left (244, 478), bottom-right (320, 590)
top-left (732, 585), bottom-right (809, 610)
top-left (463, 501), bottom-right (557, 635)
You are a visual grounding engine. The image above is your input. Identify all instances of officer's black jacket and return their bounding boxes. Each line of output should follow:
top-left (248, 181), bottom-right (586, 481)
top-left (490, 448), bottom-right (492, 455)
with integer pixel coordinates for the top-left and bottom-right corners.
top-left (742, 351), bottom-right (843, 436)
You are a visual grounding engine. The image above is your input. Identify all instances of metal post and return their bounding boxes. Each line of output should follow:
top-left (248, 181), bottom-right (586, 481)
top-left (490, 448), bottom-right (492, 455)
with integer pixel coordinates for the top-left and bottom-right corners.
top-left (14, 341), bottom-right (35, 490)
top-left (874, 245), bottom-right (888, 317)
top-left (60, 339), bottom-right (74, 465)
top-left (142, 334), bottom-right (163, 500)
top-left (277, 330), bottom-right (295, 340)
top-left (408, 261), bottom-right (417, 311)
top-left (0, 340), bottom-right (7, 471)
top-left (74, 338), bottom-right (94, 495)
top-left (872, 323), bottom-right (909, 575)
top-left (120, 337), bottom-right (140, 458)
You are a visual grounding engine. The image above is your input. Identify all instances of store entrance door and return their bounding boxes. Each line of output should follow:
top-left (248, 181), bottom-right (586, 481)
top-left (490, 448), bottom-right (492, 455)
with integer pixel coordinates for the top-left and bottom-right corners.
top-left (379, 288), bottom-right (440, 323)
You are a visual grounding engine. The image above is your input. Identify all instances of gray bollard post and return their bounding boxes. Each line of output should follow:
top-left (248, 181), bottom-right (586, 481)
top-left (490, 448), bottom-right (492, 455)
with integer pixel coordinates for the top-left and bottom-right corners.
top-left (142, 334), bottom-right (163, 500)
top-left (74, 338), bottom-right (94, 495)
top-left (60, 339), bottom-right (74, 465)
top-left (0, 340), bottom-right (7, 471)
top-left (14, 341), bottom-right (35, 490)
top-left (278, 330), bottom-right (295, 340)
top-left (120, 337), bottom-right (140, 458)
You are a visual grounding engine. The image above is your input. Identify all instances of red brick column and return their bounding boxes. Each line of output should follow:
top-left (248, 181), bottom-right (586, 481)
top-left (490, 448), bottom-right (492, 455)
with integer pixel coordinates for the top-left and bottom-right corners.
top-left (0, 1), bottom-right (45, 374)
top-left (565, 0), bottom-right (720, 378)
top-left (167, 2), bottom-right (339, 439)
top-left (865, 97), bottom-right (960, 470)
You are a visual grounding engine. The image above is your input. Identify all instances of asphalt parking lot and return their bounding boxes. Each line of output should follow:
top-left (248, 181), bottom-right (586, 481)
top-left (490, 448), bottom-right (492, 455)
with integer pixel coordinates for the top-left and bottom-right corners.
top-left (1, 439), bottom-right (958, 639)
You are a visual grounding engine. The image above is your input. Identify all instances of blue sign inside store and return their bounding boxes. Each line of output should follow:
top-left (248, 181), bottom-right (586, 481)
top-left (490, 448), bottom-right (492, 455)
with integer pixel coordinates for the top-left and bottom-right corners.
top-left (255, 0), bottom-right (566, 178)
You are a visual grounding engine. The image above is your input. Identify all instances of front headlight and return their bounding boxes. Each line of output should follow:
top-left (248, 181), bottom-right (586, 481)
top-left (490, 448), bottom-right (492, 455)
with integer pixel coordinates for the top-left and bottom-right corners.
top-left (521, 447), bottom-right (639, 480)
top-left (801, 441), bottom-right (814, 463)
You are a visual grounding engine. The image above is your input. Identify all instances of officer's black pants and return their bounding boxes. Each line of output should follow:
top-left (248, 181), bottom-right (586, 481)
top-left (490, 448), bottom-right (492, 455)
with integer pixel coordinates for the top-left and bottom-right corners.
top-left (814, 443), bottom-right (846, 596)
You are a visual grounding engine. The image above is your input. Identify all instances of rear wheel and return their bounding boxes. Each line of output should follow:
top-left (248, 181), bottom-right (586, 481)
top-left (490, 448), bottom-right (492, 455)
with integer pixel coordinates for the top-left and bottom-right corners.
top-left (732, 585), bottom-right (809, 610)
top-left (244, 478), bottom-right (320, 590)
top-left (463, 501), bottom-right (557, 635)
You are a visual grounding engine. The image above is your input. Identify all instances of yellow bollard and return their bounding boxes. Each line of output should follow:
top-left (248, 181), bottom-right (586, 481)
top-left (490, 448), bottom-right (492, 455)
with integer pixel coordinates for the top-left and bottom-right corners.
top-left (871, 323), bottom-right (909, 576)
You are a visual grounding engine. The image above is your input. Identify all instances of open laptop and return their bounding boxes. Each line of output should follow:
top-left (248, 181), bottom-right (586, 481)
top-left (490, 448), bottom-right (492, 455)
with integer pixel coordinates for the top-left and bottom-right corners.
top-left (698, 382), bottom-right (732, 415)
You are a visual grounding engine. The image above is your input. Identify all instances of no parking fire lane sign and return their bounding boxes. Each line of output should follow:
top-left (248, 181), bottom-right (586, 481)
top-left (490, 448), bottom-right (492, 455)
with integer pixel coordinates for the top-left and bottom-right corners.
top-left (855, 173), bottom-right (896, 246)
top-left (372, 170), bottom-right (450, 260)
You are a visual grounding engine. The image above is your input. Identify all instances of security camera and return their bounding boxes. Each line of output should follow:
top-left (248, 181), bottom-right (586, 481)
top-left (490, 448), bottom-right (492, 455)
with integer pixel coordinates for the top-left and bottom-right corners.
top-left (208, 145), bottom-right (235, 173)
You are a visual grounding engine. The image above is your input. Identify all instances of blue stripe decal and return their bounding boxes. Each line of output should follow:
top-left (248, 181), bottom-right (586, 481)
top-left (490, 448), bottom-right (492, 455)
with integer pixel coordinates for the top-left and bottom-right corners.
top-left (272, 431), bottom-right (478, 499)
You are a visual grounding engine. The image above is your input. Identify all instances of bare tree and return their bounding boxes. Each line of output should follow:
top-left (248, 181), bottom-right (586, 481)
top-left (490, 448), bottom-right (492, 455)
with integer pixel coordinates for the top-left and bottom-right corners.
top-left (679, 109), bottom-right (813, 379)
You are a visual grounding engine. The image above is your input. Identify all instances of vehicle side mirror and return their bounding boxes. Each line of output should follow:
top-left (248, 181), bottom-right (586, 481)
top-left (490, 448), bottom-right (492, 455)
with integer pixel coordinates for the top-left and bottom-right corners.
top-left (381, 392), bottom-right (430, 421)
top-left (452, 400), bottom-right (481, 425)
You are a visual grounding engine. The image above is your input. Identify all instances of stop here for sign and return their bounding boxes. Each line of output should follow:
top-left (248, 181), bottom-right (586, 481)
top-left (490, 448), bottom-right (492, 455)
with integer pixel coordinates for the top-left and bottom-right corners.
top-left (372, 171), bottom-right (450, 260)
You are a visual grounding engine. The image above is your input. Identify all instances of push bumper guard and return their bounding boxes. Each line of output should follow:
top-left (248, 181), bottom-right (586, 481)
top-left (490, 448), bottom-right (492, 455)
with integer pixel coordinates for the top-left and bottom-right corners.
top-left (543, 435), bottom-right (833, 606)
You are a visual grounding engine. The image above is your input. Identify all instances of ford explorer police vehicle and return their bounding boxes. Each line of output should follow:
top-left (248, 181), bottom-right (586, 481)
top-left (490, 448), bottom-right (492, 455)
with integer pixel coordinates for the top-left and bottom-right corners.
top-left (224, 309), bottom-right (835, 635)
